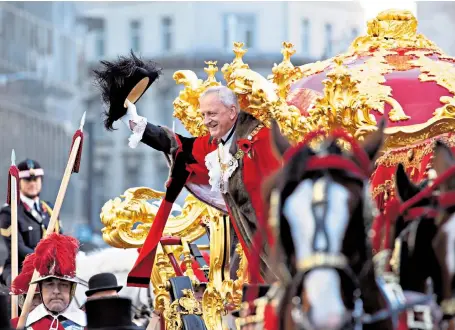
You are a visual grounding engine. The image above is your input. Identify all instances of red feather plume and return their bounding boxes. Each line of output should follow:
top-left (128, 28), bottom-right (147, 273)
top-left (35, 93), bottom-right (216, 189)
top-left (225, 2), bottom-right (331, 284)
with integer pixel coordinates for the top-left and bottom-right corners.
top-left (11, 253), bottom-right (37, 294)
top-left (33, 233), bottom-right (80, 278)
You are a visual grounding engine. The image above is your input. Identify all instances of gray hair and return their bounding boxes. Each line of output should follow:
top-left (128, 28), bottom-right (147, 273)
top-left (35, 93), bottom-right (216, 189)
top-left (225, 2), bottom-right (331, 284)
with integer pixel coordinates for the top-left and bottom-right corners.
top-left (199, 86), bottom-right (240, 112)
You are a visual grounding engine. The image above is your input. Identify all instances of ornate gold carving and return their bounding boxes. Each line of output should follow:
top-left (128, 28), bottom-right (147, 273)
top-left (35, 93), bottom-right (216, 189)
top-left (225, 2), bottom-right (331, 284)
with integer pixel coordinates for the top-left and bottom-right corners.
top-left (385, 53), bottom-right (415, 71)
top-left (371, 175), bottom-right (396, 200)
top-left (380, 131), bottom-right (455, 165)
top-left (221, 42), bottom-right (249, 82)
top-left (179, 289), bottom-right (203, 315)
top-left (202, 284), bottom-right (225, 330)
top-left (222, 42), bottom-right (308, 143)
top-left (349, 9), bottom-right (442, 54)
top-left (172, 61), bottom-right (221, 137)
top-left (306, 58), bottom-right (377, 140)
top-left (101, 189), bottom-right (208, 248)
top-left (163, 300), bottom-right (183, 330)
top-left (410, 51), bottom-right (455, 120)
top-left (268, 42), bottom-right (303, 100)
top-left (163, 289), bottom-right (203, 330)
top-left (350, 49), bottom-right (409, 122)
top-left (100, 187), bottom-right (165, 248)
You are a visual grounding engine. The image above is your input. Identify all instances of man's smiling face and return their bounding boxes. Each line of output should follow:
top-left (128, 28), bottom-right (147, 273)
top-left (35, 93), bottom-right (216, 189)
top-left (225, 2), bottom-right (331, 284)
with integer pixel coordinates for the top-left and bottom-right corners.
top-left (200, 93), bottom-right (237, 139)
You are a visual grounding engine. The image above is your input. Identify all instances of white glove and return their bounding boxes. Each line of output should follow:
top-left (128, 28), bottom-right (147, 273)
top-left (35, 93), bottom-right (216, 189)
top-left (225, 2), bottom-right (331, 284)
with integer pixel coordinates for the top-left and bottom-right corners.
top-left (120, 99), bottom-right (140, 130)
top-left (120, 99), bottom-right (147, 149)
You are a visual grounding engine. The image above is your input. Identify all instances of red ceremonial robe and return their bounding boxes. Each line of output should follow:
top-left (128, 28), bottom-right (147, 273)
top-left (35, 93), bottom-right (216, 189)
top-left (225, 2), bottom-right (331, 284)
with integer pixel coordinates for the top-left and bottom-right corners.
top-left (128, 112), bottom-right (282, 287)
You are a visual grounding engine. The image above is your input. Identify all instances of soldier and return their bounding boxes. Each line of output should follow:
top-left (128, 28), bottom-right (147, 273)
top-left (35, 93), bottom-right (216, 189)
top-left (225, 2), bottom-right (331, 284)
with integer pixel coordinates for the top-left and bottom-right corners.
top-left (0, 159), bottom-right (61, 286)
top-left (10, 233), bottom-right (86, 330)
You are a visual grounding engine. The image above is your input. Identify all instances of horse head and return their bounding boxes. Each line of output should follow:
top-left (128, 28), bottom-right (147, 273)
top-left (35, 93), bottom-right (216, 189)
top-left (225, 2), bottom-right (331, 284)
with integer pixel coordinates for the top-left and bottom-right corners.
top-left (264, 121), bottom-right (391, 330)
top-left (430, 141), bottom-right (455, 325)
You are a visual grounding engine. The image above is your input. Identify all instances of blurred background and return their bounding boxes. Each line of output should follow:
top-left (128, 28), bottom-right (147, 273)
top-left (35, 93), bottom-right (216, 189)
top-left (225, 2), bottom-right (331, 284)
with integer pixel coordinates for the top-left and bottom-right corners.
top-left (0, 0), bottom-right (452, 259)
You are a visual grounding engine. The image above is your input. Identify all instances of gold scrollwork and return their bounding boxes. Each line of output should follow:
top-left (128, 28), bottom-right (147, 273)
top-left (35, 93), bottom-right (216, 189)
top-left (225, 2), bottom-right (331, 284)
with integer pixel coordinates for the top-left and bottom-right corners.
top-left (173, 61), bottom-right (221, 137)
top-left (163, 289), bottom-right (203, 330)
top-left (222, 42), bottom-right (309, 143)
top-left (350, 49), bottom-right (409, 122)
top-left (410, 51), bottom-right (455, 120)
top-left (101, 188), bottom-right (209, 248)
top-left (306, 58), bottom-right (377, 140)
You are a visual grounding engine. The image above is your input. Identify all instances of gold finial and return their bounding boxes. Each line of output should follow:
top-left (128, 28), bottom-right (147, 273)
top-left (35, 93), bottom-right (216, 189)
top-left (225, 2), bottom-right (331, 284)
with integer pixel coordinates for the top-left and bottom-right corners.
top-left (349, 9), bottom-right (439, 53)
top-left (233, 42), bottom-right (247, 62)
top-left (269, 42), bottom-right (302, 100)
top-left (204, 61), bottom-right (218, 84)
top-left (367, 9), bottom-right (417, 39)
top-left (221, 42), bottom-right (249, 82)
top-left (281, 41), bottom-right (296, 62)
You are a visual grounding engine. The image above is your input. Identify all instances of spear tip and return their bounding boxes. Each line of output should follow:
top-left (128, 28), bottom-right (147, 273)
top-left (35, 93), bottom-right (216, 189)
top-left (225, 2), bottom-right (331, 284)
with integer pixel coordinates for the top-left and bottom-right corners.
top-left (11, 149), bottom-right (15, 165)
top-left (79, 111), bottom-right (86, 131)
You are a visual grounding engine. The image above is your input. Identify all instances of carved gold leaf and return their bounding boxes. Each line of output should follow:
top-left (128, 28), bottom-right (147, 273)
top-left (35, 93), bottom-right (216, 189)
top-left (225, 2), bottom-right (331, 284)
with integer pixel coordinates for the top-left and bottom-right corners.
top-left (349, 49), bottom-right (409, 122)
top-left (409, 51), bottom-right (455, 120)
top-left (306, 58), bottom-right (377, 140)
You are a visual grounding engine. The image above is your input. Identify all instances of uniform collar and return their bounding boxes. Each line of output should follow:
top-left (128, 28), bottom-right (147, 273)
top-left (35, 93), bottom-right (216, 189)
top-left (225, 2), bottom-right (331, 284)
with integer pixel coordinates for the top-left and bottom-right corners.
top-left (26, 301), bottom-right (87, 327)
top-left (20, 193), bottom-right (39, 210)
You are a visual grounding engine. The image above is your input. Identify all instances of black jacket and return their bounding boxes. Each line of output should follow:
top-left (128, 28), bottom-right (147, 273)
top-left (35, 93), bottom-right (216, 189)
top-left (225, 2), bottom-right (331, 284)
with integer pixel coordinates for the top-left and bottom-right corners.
top-left (0, 200), bottom-right (61, 271)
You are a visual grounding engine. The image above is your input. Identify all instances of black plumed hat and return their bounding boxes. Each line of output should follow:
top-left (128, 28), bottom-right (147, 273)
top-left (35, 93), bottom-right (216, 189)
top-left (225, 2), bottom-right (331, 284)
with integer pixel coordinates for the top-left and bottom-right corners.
top-left (93, 50), bottom-right (162, 131)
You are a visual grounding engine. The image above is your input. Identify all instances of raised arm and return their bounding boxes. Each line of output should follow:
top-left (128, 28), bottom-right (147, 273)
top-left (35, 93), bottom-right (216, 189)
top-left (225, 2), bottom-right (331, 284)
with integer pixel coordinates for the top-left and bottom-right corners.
top-left (121, 100), bottom-right (173, 153)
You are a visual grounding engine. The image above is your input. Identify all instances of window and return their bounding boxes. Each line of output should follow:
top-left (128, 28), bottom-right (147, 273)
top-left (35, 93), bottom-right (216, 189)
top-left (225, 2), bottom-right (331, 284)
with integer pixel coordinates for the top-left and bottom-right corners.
top-left (161, 16), bottom-right (173, 51)
top-left (301, 18), bottom-right (310, 57)
top-left (324, 23), bottom-right (332, 57)
top-left (94, 25), bottom-right (105, 58)
top-left (130, 20), bottom-right (141, 53)
top-left (223, 14), bottom-right (256, 50)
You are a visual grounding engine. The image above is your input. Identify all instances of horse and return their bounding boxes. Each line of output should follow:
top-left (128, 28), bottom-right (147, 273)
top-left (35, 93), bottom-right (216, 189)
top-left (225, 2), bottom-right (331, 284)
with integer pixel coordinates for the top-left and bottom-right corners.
top-left (261, 121), bottom-right (395, 330)
top-left (390, 139), bottom-right (455, 329)
top-left (391, 163), bottom-right (442, 329)
top-left (75, 247), bottom-right (154, 325)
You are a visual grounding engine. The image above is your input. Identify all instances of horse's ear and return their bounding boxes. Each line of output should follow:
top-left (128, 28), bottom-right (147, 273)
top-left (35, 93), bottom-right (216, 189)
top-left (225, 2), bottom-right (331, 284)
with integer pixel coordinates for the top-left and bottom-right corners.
top-left (432, 140), bottom-right (455, 177)
top-left (270, 120), bottom-right (291, 157)
top-left (361, 119), bottom-right (385, 161)
top-left (395, 163), bottom-right (420, 202)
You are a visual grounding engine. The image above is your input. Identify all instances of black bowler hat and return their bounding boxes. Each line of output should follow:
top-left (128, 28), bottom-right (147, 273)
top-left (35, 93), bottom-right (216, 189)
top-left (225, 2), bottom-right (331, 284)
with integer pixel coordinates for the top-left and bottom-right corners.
top-left (17, 159), bottom-right (44, 179)
top-left (86, 297), bottom-right (142, 330)
top-left (85, 273), bottom-right (123, 297)
top-left (93, 50), bottom-right (162, 131)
